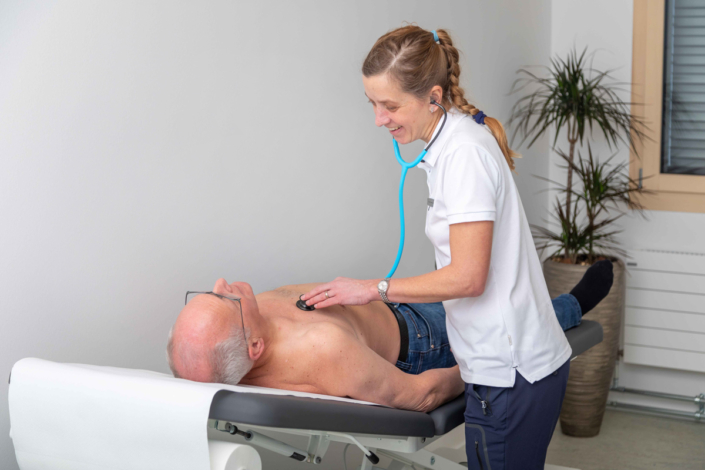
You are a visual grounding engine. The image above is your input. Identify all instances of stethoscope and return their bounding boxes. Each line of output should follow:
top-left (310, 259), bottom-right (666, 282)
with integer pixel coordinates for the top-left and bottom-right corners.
top-left (386, 99), bottom-right (447, 278)
top-left (296, 99), bottom-right (447, 312)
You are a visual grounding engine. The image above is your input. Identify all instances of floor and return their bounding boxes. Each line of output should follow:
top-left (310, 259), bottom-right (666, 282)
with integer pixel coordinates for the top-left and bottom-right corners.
top-left (426, 409), bottom-right (704, 470)
top-left (546, 409), bottom-right (705, 470)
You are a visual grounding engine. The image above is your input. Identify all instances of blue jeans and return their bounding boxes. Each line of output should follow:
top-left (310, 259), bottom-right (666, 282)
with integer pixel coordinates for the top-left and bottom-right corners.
top-left (392, 293), bottom-right (581, 375)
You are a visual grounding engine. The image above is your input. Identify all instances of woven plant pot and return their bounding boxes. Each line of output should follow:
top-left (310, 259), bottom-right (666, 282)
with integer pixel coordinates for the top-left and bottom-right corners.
top-left (543, 258), bottom-right (625, 437)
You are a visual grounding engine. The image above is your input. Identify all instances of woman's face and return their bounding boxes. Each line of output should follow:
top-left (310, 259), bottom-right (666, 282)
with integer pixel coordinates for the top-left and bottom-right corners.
top-left (362, 73), bottom-right (440, 145)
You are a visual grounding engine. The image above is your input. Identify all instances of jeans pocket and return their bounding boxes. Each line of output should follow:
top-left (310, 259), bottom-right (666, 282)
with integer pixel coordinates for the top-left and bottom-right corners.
top-left (404, 304), bottom-right (432, 340)
top-left (407, 315), bottom-right (429, 340)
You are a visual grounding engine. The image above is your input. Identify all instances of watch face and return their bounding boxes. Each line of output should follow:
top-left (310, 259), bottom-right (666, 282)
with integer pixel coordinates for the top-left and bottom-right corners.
top-left (378, 280), bottom-right (388, 291)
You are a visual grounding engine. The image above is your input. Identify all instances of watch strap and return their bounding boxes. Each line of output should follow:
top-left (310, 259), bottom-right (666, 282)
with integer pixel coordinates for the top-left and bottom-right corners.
top-left (378, 278), bottom-right (391, 303)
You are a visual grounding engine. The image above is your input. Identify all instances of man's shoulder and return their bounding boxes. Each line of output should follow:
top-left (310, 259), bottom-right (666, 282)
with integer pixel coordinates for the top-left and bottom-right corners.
top-left (246, 322), bottom-right (356, 394)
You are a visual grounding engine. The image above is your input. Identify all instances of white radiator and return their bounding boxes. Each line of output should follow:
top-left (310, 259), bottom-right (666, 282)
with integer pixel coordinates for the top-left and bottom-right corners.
top-left (624, 249), bottom-right (705, 373)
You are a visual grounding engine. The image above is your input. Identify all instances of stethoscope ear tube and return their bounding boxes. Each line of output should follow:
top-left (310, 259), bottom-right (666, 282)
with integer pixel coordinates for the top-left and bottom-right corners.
top-left (393, 139), bottom-right (426, 169)
top-left (385, 102), bottom-right (447, 278)
top-left (385, 141), bottom-right (426, 278)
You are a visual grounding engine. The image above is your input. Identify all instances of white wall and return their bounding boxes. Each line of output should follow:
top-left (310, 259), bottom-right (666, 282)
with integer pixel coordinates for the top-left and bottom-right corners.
top-left (0, 1), bottom-right (553, 468)
top-left (551, 0), bottom-right (705, 414)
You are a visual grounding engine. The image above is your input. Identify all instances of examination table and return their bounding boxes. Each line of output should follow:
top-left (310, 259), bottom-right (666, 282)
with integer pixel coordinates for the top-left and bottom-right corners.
top-left (9, 320), bottom-right (602, 470)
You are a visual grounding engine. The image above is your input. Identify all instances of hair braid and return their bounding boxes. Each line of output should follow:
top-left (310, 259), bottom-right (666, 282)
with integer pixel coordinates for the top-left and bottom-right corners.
top-left (363, 26), bottom-right (520, 171)
top-left (436, 31), bottom-right (520, 171)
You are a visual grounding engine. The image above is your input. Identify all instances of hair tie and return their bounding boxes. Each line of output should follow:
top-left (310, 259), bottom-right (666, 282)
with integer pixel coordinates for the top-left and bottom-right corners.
top-left (472, 110), bottom-right (486, 125)
top-left (432, 30), bottom-right (440, 44)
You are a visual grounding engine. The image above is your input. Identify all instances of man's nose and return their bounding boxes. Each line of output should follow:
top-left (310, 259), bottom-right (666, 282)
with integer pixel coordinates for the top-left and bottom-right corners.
top-left (212, 278), bottom-right (231, 295)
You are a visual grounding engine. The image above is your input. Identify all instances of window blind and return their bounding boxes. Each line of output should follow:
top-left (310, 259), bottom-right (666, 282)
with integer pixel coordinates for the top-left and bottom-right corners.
top-left (662, 0), bottom-right (705, 176)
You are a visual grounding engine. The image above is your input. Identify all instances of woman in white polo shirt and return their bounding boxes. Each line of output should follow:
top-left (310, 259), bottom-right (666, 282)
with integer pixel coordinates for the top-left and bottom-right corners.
top-left (302, 26), bottom-right (591, 469)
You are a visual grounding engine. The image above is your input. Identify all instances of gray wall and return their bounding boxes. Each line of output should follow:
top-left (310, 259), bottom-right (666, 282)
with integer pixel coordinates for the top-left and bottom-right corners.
top-left (0, 1), bottom-right (552, 468)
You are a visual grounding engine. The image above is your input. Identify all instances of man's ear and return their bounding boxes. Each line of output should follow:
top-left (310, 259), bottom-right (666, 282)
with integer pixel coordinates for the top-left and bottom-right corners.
top-left (248, 337), bottom-right (265, 362)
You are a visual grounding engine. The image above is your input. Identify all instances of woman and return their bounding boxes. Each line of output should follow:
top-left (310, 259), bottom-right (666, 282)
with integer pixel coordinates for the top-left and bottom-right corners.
top-left (302, 26), bottom-right (574, 470)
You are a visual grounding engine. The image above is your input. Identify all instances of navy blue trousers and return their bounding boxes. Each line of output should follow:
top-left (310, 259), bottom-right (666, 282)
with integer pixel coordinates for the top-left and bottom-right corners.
top-left (463, 359), bottom-right (570, 470)
top-left (389, 298), bottom-right (578, 469)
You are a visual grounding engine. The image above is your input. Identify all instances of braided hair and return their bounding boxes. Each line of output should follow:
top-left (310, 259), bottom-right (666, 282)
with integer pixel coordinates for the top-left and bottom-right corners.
top-left (362, 25), bottom-right (519, 170)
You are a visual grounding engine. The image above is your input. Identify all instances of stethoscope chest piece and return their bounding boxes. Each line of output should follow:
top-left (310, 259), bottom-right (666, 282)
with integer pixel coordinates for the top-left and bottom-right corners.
top-left (296, 295), bottom-right (315, 311)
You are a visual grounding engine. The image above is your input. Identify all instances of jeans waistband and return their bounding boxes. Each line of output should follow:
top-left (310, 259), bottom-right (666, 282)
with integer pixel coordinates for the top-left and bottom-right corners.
top-left (386, 303), bottom-right (409, 362)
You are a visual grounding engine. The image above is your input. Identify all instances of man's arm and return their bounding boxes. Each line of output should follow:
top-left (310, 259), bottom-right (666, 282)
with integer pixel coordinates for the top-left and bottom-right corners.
top-left (294, 324), bottom-right (464, 412)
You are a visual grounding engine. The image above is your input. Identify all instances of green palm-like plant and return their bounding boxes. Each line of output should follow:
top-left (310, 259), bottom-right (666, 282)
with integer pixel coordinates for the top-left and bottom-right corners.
top-left (508, 47), bottom-right (649, 261)
top-left (533, 146), bottom-right (651, 264)
top-left (533, 198), bottom-right (591, 264)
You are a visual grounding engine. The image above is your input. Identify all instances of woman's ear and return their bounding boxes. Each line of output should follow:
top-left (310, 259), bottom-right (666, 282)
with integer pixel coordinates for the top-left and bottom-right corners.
top-left (429, 85), bottom-right (444, 109)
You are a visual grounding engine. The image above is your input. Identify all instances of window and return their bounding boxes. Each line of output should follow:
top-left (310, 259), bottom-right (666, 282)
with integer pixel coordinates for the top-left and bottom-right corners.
top-left (631, 0), bottom-right (705, 213)
top-left (662, 0), bottom-right (705, 176)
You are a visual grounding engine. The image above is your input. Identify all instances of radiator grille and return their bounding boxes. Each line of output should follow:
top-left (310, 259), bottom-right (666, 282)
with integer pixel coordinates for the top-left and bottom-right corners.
top-left (624, 249), bottom-right (705, 373)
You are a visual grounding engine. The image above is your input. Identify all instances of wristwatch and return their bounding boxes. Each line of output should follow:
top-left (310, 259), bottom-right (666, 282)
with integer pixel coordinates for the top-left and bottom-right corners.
top-left (377, 278), bottom-right (392, 303)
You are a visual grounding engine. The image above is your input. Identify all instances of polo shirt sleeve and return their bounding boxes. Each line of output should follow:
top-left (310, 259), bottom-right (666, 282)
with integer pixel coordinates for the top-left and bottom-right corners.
top-left (442, 143), bottom-right (500, 225)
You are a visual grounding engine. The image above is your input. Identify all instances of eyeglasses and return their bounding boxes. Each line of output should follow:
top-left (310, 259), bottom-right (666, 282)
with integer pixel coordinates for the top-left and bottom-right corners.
top-left (185, 291), bottom-right (246, 342)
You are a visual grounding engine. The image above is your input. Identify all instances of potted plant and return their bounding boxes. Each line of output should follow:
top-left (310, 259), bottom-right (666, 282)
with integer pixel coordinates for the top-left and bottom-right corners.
top-left (508, 48), bottom-right (649, 437)
top-left (534, 146), bottom-right (649, 264)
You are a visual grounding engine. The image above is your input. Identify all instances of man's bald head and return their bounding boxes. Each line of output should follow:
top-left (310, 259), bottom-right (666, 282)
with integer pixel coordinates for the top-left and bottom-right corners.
top-left (167, 293), bottom-right (253, 384)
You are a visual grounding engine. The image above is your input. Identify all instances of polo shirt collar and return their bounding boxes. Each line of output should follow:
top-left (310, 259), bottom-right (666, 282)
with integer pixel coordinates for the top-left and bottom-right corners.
top-left (421, 108), bottom-right (466, 167)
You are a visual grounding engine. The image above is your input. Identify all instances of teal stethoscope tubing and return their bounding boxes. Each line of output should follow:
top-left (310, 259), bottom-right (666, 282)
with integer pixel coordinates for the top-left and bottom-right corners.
top-left (386, 101), bottom-right (447, 278)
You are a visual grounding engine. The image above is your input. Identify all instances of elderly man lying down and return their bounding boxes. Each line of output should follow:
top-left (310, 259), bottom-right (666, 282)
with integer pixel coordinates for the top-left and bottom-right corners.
top-left (167, 261), bottom-right (612, 412)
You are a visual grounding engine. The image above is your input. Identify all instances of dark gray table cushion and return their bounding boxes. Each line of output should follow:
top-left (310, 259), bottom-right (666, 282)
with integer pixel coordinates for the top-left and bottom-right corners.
top-left (209, 391), bottom-right (438, 437)
top-left (565, 319), bottom-right (603, 358)
top-left (209, 320), bottom-right (603, 437)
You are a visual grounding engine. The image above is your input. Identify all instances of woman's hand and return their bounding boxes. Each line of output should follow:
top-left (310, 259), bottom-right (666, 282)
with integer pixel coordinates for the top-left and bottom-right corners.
top-left (301, 277), bottom-right (379, 309)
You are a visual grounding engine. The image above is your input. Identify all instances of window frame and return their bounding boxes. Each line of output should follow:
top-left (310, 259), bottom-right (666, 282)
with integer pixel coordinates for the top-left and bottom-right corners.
top-left (631, 0), bottom-right (705, 213)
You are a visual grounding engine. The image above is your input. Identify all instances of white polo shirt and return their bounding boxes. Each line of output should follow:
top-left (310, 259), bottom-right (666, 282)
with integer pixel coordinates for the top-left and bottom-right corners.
top-left (417, 109), bottom-right (571, 387)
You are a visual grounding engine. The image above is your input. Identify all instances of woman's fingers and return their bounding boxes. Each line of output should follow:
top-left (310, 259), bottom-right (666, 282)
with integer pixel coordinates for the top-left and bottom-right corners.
top-left (301, 283), bottom-right (332, 302)
top-left (304, 282), bottom-right (344, 308)
top-left (309, 287), bottom-right (345, 307)
top-left (301, 277), bottom-right (373, 308)
top-left (306, 292), bottom-right (329, 307)
top-left (302, 278), bottom-right (348, 303)
top-left (308, 296), bottom-right (341, 309)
